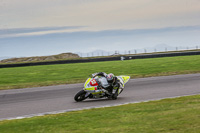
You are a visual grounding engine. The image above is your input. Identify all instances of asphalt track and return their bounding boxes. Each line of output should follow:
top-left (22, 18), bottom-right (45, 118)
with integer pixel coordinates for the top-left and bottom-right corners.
top-left (0, 73), bottom-right (200, 121)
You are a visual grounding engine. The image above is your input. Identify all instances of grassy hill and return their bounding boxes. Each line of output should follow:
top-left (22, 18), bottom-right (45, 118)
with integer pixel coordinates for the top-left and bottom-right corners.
top-left (0, 53), bottom-right (80, 64)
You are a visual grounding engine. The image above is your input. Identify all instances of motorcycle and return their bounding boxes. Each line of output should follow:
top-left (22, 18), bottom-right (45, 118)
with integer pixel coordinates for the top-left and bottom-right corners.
top-left (74, 75), bottom-right (130, 102)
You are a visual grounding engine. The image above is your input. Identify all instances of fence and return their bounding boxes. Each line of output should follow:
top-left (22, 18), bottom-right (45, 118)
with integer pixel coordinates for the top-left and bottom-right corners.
top-left (1, 50), bottom-right (200, 68)
top-left (78, 45), bottom-right (200, 57)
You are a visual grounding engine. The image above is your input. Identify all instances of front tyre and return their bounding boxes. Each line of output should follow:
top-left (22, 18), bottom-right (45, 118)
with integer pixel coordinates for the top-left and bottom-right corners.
top-left (74, 90), bottom-right (87, 102)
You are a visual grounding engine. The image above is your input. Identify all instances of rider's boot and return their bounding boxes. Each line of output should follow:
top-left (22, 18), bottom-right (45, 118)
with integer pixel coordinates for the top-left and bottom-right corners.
top-left (111, 85), bottom-right (119, 100)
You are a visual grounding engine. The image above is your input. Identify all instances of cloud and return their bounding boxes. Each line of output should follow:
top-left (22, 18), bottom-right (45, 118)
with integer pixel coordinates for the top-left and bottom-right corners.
top-left (0, 26), bottom-right (85, 38)
top-left (1, 0), bottom-right (200, 57)
top-left (1, 25), bottom-right (199, 38)
top-left (1, 25), bottom-right (200, 57)
top-left (1, 0), bottom-right (200, 30)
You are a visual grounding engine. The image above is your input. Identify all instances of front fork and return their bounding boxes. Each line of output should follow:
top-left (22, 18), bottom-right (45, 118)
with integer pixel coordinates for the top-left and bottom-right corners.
top-left (85, 92), bottom-right (91, 97)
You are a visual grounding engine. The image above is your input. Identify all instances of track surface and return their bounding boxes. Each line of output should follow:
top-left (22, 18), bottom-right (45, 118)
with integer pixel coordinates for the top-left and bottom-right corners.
top-left (0, 74), bottom-right (200, 120)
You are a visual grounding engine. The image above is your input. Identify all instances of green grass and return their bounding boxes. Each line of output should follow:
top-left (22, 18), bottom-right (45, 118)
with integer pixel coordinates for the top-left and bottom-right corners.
top-left (0, 95), bottom-right (199, 133)
top-left (1, 55), bottom-right (200, 90)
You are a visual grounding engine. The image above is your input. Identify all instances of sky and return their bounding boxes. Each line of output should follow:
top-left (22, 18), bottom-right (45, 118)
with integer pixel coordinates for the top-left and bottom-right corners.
top-left (0, 0), bottom-right (200, 57)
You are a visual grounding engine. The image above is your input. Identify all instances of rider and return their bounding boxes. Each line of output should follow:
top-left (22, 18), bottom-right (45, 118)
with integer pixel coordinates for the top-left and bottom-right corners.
top-left (92, 72), bottom-right (122, 99)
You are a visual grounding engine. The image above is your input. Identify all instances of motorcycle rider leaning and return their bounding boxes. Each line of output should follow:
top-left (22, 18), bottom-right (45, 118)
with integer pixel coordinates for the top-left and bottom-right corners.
top-left (92, 72), bottom-right (123, 99)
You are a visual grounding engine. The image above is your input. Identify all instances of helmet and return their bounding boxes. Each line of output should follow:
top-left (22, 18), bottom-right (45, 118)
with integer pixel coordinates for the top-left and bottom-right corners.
top-left (106, 73), bottom-right (115, 83)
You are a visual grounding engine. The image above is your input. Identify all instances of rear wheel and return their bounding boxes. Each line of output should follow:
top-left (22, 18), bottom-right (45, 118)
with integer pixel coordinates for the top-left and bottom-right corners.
top-left (74, 90), bottom-right (87, 102)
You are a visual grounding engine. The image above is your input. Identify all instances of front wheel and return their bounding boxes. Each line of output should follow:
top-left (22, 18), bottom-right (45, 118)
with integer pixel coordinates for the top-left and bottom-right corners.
top-left (74, 90), bottom-right (87, 102)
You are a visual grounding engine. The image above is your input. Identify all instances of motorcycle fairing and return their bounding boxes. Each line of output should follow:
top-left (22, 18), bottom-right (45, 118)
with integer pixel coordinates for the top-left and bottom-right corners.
top-left (84, 78), bottom-right (98, 92)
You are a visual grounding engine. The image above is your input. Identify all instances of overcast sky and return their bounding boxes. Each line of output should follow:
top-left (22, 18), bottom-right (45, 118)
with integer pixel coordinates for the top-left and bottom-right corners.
top-left (0, 0), bottom-right (200, 57)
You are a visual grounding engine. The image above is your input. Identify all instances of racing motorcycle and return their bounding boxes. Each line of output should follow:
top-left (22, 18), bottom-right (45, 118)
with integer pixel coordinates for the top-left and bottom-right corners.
top-left (74, 75), bottom-right (130, 102)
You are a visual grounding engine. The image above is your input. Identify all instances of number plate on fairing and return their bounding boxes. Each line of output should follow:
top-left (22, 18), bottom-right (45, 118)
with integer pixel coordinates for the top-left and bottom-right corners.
top-left (90, 79), bottom-right (99, 86)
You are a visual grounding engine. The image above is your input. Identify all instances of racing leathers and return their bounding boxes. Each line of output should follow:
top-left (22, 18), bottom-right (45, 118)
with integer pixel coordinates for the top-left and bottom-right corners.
top-left (92, 72), bottom-right (123, 99)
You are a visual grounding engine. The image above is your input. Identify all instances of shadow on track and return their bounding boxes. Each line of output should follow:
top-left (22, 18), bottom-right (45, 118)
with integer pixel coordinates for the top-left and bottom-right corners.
top-left (74, 97), bottom-right (125, 103)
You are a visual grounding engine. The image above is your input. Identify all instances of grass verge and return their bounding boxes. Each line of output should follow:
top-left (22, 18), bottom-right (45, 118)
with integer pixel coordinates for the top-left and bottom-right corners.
top-left (0, 95), bottom-right (199, 133)
top-left (1, 55), bottom-right (200, 90)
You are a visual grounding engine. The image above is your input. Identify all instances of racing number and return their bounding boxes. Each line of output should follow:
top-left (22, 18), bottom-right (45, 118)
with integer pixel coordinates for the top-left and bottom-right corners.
top-left (91, 79), bottom-right (97, 85)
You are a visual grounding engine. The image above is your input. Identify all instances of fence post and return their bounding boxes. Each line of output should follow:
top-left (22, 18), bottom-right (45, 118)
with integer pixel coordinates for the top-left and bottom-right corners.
top-left (144, 49), bottom-right (147, 53)
top-left (134, 50), bottom-right (137, 54)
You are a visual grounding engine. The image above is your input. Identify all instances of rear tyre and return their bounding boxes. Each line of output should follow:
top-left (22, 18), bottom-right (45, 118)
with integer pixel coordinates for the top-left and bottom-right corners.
top-left (74, 90), bottom-right (87, 102)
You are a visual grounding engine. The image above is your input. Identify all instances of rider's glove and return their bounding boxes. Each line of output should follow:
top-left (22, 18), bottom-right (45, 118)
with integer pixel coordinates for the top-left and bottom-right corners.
top-left (92, 73), bottom-right (97, 78)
